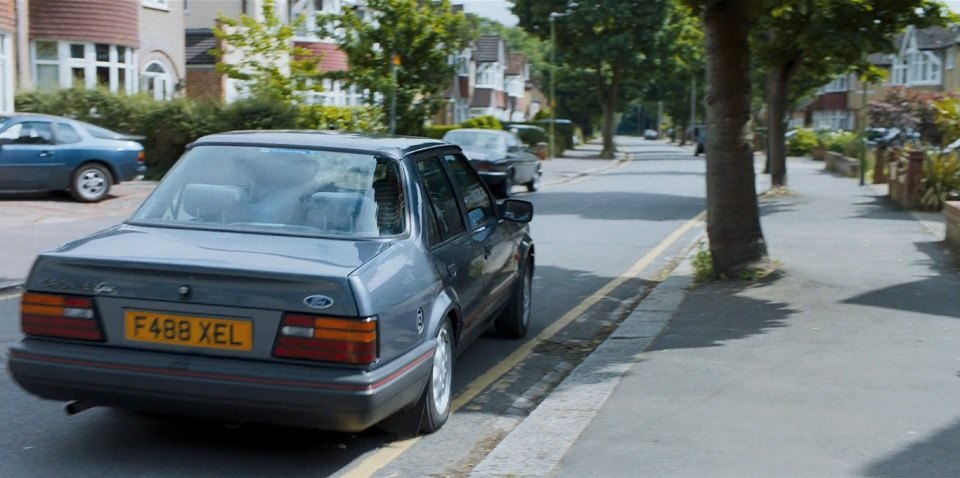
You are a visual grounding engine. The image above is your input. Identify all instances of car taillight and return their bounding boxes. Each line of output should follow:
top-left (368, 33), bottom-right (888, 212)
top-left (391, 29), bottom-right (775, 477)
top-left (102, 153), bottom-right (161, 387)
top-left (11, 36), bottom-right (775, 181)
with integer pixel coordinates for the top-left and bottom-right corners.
top-left (473, 162), bottom-right (492, 171)
top-left (273, 314), bottom-right (377, 365)
top-left (20, 293), bottom-right (104, 341)
top-left (137, 151), bottom-right (145, 164)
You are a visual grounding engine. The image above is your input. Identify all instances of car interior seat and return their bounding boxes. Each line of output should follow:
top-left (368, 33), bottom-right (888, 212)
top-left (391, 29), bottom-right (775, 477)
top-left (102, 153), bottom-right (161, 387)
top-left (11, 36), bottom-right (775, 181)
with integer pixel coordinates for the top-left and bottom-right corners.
top-left (304, 191), bottom-right (378, 235)
top-left (180, 184), bottom-right (246, 223)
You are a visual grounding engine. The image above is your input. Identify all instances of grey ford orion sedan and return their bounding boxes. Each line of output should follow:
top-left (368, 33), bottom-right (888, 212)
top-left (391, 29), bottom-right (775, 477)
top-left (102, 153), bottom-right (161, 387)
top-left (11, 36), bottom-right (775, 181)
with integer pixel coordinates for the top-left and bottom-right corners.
top-left (8, 131), bottom-right (535, 434)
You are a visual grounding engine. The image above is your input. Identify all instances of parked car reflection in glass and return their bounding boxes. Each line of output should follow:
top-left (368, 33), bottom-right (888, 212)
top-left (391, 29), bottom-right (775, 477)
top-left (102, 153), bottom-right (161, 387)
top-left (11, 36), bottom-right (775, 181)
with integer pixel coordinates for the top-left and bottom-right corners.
top-left (0, 113), bottom-right (145, 202)
top-left (8, 131), bottom-right (535, 435)
top-left (442, 128), bottom-right (542, 198)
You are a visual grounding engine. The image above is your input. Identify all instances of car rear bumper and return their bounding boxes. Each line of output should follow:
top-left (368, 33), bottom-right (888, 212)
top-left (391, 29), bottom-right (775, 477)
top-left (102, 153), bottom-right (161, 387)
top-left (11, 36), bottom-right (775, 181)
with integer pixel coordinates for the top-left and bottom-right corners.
top-left (478, 170), bottom-right (509, 185)
top-left (7, 338), bottom-right (434, 432)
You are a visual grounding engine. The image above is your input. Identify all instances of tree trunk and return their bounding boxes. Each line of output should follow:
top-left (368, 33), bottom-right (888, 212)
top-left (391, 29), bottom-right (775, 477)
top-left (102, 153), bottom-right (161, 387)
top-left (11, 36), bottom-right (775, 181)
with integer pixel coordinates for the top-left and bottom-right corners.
top-left (766, 63), bottom-right (789, 188)
top-left (599, 70), bottom-right (620, 159)
top-left (704, 0), bottom-right (768, 277)
top-left (678, 120), bottom-right (687, 146)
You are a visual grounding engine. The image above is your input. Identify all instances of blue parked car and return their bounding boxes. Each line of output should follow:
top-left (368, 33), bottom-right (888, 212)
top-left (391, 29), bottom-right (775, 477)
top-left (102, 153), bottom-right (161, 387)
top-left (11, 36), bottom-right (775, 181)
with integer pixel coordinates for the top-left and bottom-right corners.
top-left (0, 113), bottom-right (146, 202)
top-left (8, 131), bottom-right (535, 434)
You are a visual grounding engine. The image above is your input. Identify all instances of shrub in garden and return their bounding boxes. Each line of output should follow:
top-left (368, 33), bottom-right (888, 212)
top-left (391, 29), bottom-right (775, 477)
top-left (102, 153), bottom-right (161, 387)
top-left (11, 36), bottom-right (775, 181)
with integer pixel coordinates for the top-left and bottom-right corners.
top-left (786, 128), bottom-right (817, 156)
top-left (296, 104), bottom-right (385, 133)
top-left (460, 115), bottom-right (503, 130)
top-left (921, 152), bottom-right (960, 211)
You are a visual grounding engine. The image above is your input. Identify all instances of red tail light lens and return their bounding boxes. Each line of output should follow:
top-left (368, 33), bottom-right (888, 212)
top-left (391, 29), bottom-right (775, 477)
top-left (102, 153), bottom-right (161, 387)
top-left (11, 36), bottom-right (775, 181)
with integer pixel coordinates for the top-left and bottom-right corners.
top-left (273, 314), bottom-right (377, 365)
top-left (21, 293), bottom-right (104, 341)
top-left (137, 151), bottom-right (145, 164)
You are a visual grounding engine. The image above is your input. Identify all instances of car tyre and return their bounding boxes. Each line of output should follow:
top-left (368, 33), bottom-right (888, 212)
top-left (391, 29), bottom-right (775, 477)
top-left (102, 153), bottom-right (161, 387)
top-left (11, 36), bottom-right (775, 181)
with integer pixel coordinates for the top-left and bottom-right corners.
top-left (496, 257), bottom-right (533, 338)
top-left (70, 163), bottom-right (112, 203)
top-left (418, 319), bottom-right (454, 433)
top-left (525, 167), bottom-right (542, 192)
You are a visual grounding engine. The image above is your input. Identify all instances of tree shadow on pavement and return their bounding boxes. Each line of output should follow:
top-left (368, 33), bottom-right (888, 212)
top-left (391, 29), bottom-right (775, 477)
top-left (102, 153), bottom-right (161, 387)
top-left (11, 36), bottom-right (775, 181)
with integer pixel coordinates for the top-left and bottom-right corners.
top-left (842, 241), bottom-right (960, 319)
top-left (862, 417), bottom-right (960, 478)
top-left (646, 277), bottom-right (798, 352)
top-left (531, 190), bottom-right (704, 221)
top-left (848, 195), bottom-right (917, 222)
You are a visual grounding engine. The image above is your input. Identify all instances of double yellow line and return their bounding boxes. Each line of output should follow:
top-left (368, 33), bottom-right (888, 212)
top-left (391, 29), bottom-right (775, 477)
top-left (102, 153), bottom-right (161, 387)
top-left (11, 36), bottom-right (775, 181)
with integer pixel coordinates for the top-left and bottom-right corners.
top-left (342, 210), bottom-right (706, 478)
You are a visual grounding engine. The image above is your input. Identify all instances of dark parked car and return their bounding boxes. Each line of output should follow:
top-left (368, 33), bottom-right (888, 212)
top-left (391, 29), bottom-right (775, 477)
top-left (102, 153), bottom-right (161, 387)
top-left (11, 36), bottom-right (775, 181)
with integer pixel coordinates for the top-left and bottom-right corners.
top-left (0, 113), bottom-right (146, 202)
top-left (442, 128), bottom-right (542, 198)
top-left (8, 131), bottom-right (535, 434)
top-left (689, 124), bottom-right (706, 156)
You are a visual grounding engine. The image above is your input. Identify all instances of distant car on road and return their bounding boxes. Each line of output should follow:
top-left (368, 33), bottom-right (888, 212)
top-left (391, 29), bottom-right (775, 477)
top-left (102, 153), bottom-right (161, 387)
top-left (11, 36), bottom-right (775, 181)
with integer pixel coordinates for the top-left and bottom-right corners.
top-left (0, 113), bottom-right (145, 202)
top-left (442, 128), bottom-right (542, 198)
top-left (8, 131), bottom-right (536, 435)
top-left (689, 124), bottom-right (706, 156)
top-left (643, 129), bottom-right (659, 140)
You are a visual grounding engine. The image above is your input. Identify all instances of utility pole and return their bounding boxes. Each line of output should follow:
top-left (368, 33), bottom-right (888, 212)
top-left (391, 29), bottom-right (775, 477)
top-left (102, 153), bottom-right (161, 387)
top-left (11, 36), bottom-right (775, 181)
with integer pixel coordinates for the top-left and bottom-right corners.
top-left (689, 75), bottom-right (696, 130)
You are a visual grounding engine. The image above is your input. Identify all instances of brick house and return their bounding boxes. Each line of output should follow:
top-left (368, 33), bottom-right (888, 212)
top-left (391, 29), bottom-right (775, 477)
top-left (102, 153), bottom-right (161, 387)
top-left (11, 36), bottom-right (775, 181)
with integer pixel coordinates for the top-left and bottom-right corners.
top-left (185, 0), bottom-right (359, 105)
top-left (0, 0), bottom-right (187, 112)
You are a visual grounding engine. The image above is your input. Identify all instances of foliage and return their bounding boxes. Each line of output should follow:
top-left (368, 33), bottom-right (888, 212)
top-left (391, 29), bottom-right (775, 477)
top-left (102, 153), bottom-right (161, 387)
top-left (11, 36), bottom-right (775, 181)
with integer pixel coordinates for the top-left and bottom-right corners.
top-left (221, 96), bottom-right (298, 131)
top-left (920, 152), bottom-right (960, 211)
top-left (753, 0), bottom-right (948, 186)
top-left (318, 0), bottom-right (471, 135)
top-left (649, 0), bottom-right (705, 143)
top-left (473, 17), bottom-right (549, 87)
top-left (692, 245), bottom-right (716, 282)
top-left (140, 99), bottom-right (224, 179)
top-left (934, 95), bottom-right (960, 146)
top-left (786, 128), bottom-right (817, 156)
top-left (16, 89), bottom-right (387, 178)
top-left (868, 86), bottom-right (941, 145)
top-left (513, 0), bottom-right (670, 158)
top-left (460, 115), bottom-right (503, 130)
top-left (823, 131), bottom-right (863, 158)
top-left (296, 105), bottom-right (386, 132)
top-left (213, 2), bottom-right (325, 103)
top-left (423, 124), bottom-right (461, 139)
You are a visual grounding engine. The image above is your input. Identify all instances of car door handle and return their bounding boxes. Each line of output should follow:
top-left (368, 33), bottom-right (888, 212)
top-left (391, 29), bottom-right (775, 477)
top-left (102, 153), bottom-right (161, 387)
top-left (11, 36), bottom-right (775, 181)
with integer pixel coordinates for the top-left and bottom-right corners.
top-left (483, 245), bottom-right (492, 258)
top-left (39, 151), bottom-right (53, 158)
top-left (446, 263), bottom-right (458, 278)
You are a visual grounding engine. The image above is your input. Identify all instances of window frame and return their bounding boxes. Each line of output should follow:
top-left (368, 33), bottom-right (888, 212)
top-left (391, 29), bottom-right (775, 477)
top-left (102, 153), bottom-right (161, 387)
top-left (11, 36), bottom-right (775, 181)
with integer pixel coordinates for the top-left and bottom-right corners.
top-left (141, 0), bottom-right (170, 11)
top-left (31, 40), bottom-right (136, 94)
top-left (414, 153), bottom-right (469, 247)
top-left (441, 152), bottom-right (496, 231)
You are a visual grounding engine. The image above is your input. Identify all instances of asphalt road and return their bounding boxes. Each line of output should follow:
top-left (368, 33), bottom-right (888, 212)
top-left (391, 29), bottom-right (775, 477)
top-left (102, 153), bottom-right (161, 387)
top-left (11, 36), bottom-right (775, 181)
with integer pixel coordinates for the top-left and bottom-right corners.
top-left (0, 137), bottom-right (707, 478)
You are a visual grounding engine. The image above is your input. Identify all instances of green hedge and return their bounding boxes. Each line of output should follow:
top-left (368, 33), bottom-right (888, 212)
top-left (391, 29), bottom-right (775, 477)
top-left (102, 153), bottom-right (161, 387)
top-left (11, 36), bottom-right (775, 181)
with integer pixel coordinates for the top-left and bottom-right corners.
top-left (423, 124), bottom-right (461, 139)
top-left (460, 115), bottom-right (503, 130)
top-left (15, 88), bottom-right (386, 178)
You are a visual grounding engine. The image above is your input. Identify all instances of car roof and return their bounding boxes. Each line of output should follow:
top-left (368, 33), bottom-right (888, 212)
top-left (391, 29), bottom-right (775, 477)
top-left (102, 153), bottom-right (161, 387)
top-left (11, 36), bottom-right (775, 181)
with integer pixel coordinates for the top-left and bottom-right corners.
top-left (193, 130), bottom-right (451, 159)
top-left (446, 128), bottom-right (507, 135)
top-left (1, 113), bottom-right (74, 122)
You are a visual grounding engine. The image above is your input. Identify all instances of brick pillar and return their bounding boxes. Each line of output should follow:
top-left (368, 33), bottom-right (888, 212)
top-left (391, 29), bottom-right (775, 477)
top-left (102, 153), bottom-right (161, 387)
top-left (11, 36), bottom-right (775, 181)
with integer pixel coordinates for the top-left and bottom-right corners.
top-left (872, 146), bottom-right (887, 184)
top-left (906, 150), bottom-right (925, 208)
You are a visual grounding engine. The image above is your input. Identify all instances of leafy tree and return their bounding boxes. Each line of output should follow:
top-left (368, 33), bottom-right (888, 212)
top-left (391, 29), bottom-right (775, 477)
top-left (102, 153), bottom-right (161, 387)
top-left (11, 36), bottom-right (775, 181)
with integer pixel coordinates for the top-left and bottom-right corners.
top-left (755, 0), bottom-right (947, 187)
top-left (513, 0), bottom-right (670, 158)
top-left (651, 0), bottom-right (705, 145)
top-left (318, 0), bottom-right (470, 135)
top-left (213, 2), bottom-right (325, 103)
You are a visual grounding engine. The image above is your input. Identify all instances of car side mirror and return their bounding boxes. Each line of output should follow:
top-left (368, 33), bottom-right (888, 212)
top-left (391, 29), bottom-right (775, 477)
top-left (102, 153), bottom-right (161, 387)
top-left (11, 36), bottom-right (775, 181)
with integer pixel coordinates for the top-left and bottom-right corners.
top-left (507, 145), bottom-right (523, 153)
top-left (500, 199), bottom-right (533, 223)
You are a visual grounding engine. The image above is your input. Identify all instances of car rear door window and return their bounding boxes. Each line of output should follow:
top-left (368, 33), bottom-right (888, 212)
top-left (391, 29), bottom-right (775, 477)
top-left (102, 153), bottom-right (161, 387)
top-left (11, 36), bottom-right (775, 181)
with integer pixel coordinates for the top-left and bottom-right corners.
top-left (416, 156), bottom-right (466, 242)
top-left (13, 122), bottom-right (54, 145)
top-left (443, 154), bottom-right (494, 230)
top-left (55, 123), bottom-right (83, 144)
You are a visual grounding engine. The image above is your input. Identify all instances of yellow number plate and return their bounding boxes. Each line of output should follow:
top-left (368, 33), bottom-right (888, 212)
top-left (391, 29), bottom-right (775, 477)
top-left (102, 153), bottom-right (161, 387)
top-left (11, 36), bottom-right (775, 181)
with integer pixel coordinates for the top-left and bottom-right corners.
top-left (124, 311), bottom-right (253, 351)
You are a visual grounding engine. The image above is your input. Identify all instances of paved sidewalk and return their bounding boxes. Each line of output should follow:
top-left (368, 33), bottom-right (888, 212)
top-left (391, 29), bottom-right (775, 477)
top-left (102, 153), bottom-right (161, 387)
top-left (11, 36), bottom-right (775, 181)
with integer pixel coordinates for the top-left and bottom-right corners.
top-left (473, 157), bottom-right (960, 477)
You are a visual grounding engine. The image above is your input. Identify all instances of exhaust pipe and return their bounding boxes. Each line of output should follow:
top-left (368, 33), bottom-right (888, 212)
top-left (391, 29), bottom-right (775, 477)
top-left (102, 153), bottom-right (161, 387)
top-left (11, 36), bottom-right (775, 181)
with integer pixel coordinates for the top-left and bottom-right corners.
top-left (65, 400), bottom-right (95, 415)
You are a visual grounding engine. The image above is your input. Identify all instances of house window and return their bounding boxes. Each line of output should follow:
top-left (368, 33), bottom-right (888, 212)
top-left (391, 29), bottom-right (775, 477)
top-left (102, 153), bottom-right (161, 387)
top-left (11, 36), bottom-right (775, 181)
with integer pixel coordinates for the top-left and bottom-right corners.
top-left (906, 50), bottom-right (941, 84)
top-left (812, 110), bottom-right (852, 131)
top-left (141, 61), bottom-right (174, 100)
top-left (821, 75), bottom-right (849, 93)
top-left (142, 0), bottom-right (169, 10)
top-left (33, 41), bottom-right (136, 94)
top-left (476, 64), bottom-right (496, 88)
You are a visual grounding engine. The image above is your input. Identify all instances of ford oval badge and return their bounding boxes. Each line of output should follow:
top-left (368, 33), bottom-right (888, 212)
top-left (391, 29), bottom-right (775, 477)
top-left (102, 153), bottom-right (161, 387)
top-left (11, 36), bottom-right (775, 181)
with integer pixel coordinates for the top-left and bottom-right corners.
top-left (303, 295), bottom-right (334, 309)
